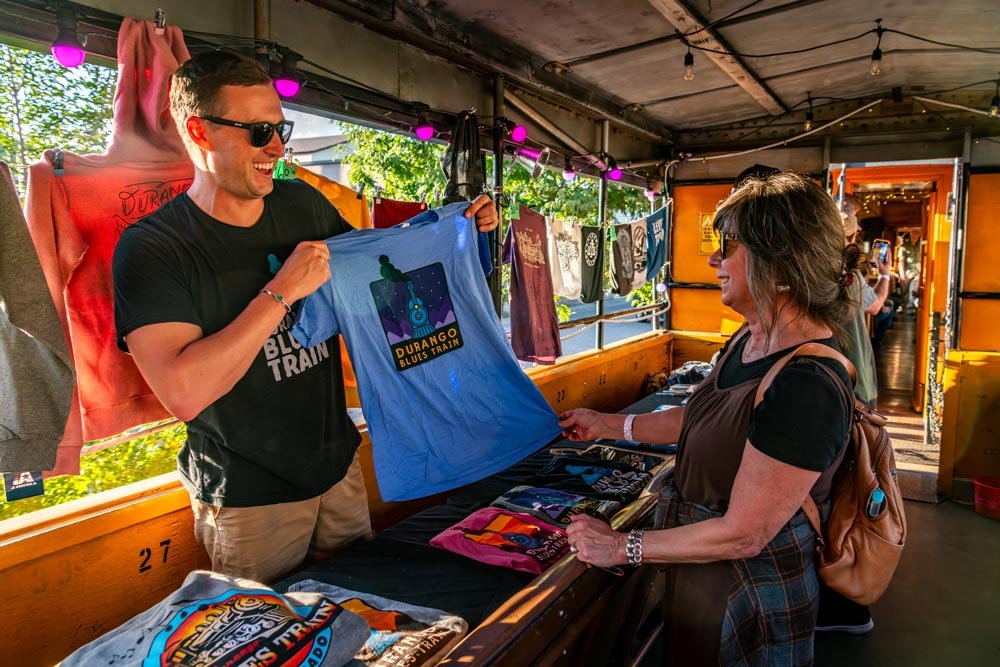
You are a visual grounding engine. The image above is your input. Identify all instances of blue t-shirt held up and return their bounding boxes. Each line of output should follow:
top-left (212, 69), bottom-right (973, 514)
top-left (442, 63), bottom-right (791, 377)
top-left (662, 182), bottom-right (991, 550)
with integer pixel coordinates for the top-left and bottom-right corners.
top-left (292, 202), bottom-right (562, 501)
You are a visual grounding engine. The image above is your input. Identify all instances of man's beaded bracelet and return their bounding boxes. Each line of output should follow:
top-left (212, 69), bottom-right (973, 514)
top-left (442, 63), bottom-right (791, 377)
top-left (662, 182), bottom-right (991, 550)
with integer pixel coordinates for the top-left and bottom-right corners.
top-left (625, 529), bottom-right (645, 566)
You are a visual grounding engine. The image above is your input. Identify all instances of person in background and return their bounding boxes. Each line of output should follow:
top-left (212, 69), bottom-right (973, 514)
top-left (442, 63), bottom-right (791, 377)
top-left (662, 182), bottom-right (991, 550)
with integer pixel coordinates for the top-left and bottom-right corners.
top-left (112, 51), bottom-right (499, 583)
top-left (897, 232), bottom-right (921, 314)
top-left (559, 173), bottom-right (856, 665)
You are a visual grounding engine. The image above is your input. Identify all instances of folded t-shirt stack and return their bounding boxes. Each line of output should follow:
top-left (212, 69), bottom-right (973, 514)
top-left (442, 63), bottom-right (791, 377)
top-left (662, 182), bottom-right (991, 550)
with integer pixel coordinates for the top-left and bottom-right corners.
top-left (491, 485), bottom-right (620, 527)
top-left (61, 570), bottom-right (370, 667)
top-left (528, 455), bottom-right (652, 503)
top-left (288, 581), bottom-right (467, 667)
top-left (430, 507), bottom-right (569, 574)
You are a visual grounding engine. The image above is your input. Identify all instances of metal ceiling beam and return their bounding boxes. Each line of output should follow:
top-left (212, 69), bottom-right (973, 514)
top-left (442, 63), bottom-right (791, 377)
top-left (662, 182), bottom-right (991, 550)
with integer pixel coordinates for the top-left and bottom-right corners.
top-left (647, 0), bottom-right (787, 116)
top-left (560, 0), bottom-right (826, 69)
top-left (305, 0), bottom-right (676, 145)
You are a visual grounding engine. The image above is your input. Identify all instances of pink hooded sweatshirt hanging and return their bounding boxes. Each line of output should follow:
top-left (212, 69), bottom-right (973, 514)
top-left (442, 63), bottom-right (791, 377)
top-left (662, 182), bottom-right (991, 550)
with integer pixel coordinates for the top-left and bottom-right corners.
top-left (24, 18), bottom-right (193, 473)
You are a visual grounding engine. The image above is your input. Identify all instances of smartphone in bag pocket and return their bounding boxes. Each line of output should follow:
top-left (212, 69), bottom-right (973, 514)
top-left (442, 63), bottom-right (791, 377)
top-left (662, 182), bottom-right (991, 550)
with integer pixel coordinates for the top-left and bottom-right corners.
top-left (872, 238), bottom-right (891, 265)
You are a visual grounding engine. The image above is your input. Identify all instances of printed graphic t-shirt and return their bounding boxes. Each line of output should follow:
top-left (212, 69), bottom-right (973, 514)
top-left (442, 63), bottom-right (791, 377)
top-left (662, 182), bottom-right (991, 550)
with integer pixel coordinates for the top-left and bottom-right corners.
top-left (610, 223), bottom-right (636, 296)
top-left (547, 217), bottom-right (582, 299)
top-left (491, 485), bottom-right (621, 527)
top-left (61, 570), bottom-right (370, 667)
top-left (113, 179), bottom-right (361, 507)
top-left (579, 225), bottom-right (605, 303)
top-left (502, 205), bottom-right (562, 365)
top-left (529, 455), bottom-right (652, 503)
top-left (645, 206), bottom-right (667, 280)
top-left (292, 202), bottom-right (562, 501)
top-left (287, 580), bottom-right (468, 667)
top-left (430, 507), bottom-right (569, 574)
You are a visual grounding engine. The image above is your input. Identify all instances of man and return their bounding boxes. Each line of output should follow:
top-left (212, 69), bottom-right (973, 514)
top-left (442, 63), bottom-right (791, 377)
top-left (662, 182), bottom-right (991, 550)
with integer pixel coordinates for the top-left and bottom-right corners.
top-left (112, 51), bottom-right (498, 583)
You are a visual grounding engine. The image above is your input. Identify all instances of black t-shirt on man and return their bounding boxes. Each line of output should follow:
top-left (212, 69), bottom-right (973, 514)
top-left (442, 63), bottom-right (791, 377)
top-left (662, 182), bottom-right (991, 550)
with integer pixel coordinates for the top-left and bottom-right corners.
top-left (113, 179), bottom-right (359, 507)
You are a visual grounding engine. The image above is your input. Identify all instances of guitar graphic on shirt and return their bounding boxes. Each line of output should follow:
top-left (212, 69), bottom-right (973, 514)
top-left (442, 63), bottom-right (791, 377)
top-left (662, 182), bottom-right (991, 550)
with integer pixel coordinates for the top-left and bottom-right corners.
top-left (405, 281), bottom-right (435, 338)
top-left (267, 253), bottom-right (283, 275)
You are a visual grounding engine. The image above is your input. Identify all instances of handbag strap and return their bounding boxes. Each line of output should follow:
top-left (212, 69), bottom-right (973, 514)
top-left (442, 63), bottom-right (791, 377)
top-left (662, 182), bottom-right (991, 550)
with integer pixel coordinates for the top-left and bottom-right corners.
top-left (752, 341), bottom-right (857, 549)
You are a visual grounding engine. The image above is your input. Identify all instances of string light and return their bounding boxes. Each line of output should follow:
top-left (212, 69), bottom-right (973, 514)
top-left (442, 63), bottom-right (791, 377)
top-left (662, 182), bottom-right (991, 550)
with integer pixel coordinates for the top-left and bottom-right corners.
top-left (683, 46), bottom-right (695, 81)
top-left (990, 75), bottom-right (999, 118)
top-left (804, 92), bottom-right (814, 131)
top-left (51, 3), bottom-right (85, 68)
top-left (644, 180), bottom-right (656, 201)
top-left (870, 19), bottom-right (884, 76)
top-left (510, 124), bottom-right (528, 142)
top-left (563, 156), bottom-right (576, 181)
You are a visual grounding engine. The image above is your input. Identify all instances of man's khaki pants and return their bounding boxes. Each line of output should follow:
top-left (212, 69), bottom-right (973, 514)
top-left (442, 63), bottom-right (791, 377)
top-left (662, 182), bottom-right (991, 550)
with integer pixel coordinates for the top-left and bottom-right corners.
top-left (191, 452), bottom-right (372, 584)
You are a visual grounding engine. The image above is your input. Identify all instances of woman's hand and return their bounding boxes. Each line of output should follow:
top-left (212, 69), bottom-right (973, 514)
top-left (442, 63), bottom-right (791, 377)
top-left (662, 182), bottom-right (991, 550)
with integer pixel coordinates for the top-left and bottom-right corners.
top-left (566, 514), bottom-right (626, 568)
top-left (557, 408), bottom-right (614, 441)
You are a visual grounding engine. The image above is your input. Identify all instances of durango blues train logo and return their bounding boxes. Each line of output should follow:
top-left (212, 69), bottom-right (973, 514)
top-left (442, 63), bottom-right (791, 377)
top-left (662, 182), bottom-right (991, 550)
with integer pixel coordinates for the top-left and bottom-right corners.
top-left (370, 255), bottom-right (464, 371)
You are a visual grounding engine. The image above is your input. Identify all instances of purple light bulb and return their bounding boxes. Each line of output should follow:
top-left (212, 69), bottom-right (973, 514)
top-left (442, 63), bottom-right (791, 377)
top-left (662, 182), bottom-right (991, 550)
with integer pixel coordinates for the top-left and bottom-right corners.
top-left (415, 124), bottom-right (435, 141)
top-left (52, 43), bottom-right (85, 68)
top-left (273, 77), bottom-right (301, 98)
top-left (510, 125), bottom-right (527, 142)
top-left (608, 167), bottom-right (623, 181)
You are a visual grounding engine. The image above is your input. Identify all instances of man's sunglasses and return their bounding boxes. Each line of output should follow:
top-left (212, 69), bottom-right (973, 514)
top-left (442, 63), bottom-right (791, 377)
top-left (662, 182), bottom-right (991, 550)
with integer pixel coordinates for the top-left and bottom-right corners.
top-left (198, 116), bottom-right (294, 147)
top-left (719, 233), bottom-right (740, 258)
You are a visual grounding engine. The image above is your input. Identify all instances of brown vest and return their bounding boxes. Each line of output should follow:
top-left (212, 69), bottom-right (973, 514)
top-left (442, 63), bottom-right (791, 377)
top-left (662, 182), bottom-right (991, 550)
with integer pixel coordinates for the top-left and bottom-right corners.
top-left (675, 328), bottom-right (845, 512)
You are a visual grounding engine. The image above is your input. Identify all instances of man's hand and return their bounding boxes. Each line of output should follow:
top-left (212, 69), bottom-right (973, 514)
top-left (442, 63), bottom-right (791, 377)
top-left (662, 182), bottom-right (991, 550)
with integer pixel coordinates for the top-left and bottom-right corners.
top-left (464, 194), bottom-right (499, 232)
top-left (267, 241), bottom-right (331, 303)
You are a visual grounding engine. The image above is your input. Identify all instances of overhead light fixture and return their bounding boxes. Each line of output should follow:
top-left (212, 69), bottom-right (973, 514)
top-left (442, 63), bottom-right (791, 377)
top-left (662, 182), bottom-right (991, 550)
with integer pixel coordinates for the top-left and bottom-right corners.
top-left (51, 3), bottom-right (86, 68)
top-left (563, 156), bottom-right (576, 181)
top-left (683, 46), bottom-right (694, 81)
top-left (273, 50), bottom-right (303, 98)
top-left (414, 111), bottom-right (435, 141)
top-left (870, 19), bottom-right (884, 77)
top-left (606, 156), bottom-right (622, 181)
top-left (991, 76), bottom-right (1000, 118)
top-left (804, 92), bottom-right (814, 131)
top-left (515, 146), bottom-right (550, 180)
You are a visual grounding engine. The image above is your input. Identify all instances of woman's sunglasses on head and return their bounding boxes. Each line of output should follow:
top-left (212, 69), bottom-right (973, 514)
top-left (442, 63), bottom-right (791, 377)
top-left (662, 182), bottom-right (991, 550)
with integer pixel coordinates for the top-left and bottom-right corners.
top-left (198, 116), bottom-right (295, 147)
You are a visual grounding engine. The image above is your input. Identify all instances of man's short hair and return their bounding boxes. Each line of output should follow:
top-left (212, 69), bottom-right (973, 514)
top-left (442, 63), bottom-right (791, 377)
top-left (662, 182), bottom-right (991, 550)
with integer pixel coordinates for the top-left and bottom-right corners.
top-left (169, 50), bottom-right (272, 136)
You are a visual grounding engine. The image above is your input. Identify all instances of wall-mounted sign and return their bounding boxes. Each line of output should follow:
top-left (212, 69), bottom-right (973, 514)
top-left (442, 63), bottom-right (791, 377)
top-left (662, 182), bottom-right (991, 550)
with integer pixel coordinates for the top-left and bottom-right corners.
top-left (699, 212), bottom-right (719, 255)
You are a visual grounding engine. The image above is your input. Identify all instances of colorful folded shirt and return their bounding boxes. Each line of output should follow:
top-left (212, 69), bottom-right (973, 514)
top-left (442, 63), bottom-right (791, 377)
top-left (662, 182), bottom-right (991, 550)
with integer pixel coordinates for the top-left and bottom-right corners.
top-left (491, 485), bottom-right (621, 527)
top-left (429, 507), bottom-right (569, 574)
top-left (287, 581), bottom-right (468, 667)
top-left (61, 570), bottom-right (369, 667)
top-left (528, 455), bottom-right (652, 503)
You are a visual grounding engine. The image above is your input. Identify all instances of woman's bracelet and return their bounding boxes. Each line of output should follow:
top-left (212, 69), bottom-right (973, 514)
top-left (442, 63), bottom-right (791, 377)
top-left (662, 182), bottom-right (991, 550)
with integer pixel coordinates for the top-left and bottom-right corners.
top-left (260, 288), bottom-right (291, 314)
top-left (625, 529), bottom-right (645, 566)
top-left (623, 413), bottom-right (636, 441)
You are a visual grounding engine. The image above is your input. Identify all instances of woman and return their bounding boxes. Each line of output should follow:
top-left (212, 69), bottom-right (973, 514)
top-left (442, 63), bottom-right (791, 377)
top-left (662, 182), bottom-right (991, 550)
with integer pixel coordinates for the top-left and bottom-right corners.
top-left (559, 173), bottom-right (857, 666)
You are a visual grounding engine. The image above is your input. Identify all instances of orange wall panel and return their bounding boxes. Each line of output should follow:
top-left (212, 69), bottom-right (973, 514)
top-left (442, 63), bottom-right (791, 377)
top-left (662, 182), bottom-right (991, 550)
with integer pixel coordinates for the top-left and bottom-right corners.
top-left (669, 288), bottom-right (724, 332)
top-left (959, 300), bottom-right (1000, 352)
top-left (963, 173), bottom-right (1000, 294)
top-left (671, 184), bottom-right (730, 284)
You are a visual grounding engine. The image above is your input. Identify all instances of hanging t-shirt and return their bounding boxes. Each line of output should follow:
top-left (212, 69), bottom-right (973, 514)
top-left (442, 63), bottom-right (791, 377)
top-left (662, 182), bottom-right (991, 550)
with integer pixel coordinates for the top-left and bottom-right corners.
top-left (501, 205), bottom-right (562, 365)
top-left (287, 580), bottom-right (468, 667)
top-left (491, 485), bottom-right (621, 527)
top-left (24, 20), bottom-right (193, 467)
top-left (291, 202), bottom-right (562, 501)
top-left (430, 507), bottom-right (569, 574)
top-left (645, 206), bottom-right (667, 280)
top-left (372, 196), bottom-right (429, 229)
top-left (547, 217), bottom-right (582, 299)
top-left (61, 570), bottom-right (370, 667)
top-left (295, 166), bottom-right (373, 229)
top-left (579, 225), bottom-right (605, 304)
top-left (113, 179), bottom-right (360, 507)
top-left (528, 455), bottom-right (651, 503)
top-left (610, 223), bottom-right (635, 296)
top-left (627, 218), bottom-right (649, 291)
